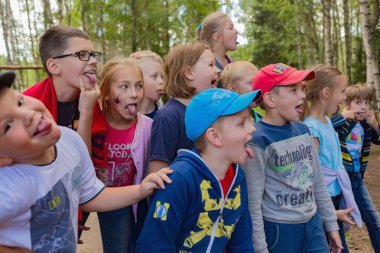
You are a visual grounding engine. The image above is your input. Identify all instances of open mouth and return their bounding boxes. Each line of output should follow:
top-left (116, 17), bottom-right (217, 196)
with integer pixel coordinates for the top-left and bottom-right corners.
top-left (295, 104), bottom-right (304, 114)
top-left (33, 117), bottom-right (52, 136)
top-left (83, 70), bottom-right (97, 84)
top-left (125, 103), bottom-right (137, 114)
top-left (244, 142), bottom-right (254, 159)
top-left (211, 78), bottom-right (219, 88)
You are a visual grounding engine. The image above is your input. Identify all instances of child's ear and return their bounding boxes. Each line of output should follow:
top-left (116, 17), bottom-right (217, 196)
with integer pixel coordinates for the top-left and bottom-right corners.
top-left (321, 87), bottom-right (330, 100)
top-left (212, 32), bottom-right (222, 43)
top-left (184, 66), bottom-right (194, 81)
top-left (263, 92), bottom-right (276, 108)
top-left (46, 58), bottom-right (61, 76)
top-left (226, 83), bottom-right (237, 92)
top-left (205, 127), bottom-right (222, 147)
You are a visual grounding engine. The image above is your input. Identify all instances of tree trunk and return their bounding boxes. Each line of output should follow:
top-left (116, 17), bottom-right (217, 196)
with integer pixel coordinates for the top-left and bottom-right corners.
top-left (43, 0), bottom-right (53, 29)
top-left (6, 0), bottom-right (16, 64)
top-left (323, 0), bottom-right (332, 65)
top-left (343, 0), bottom-right (352, 83)
top-left (332, 1), bottom-right (339, 67)
top-left (306, 0), bottom-right (320, 63)
top-left (360, 0), bottom-right (380, 112)
top-left (131, 0), bottom-right (137, 52)
top-left (0, 0), bottom-right (12, 64)
top-left (25, 0), bottom-right (40, 80)
top-left (57, 0), bottom-right (64, 24)
top-left (64, 0), bottom-right (71, 26)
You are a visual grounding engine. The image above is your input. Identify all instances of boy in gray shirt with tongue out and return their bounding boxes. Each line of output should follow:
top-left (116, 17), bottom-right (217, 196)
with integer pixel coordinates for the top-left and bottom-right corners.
top-left (245, 63), bottom-right (342, 253)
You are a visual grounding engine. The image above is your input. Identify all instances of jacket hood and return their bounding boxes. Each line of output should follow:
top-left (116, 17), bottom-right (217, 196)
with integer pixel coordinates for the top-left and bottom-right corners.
top-left (172, 149), bottom-right (245, 190)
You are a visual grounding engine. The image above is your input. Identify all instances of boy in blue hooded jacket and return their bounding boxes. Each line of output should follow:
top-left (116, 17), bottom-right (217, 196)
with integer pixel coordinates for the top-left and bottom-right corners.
top-left (137, 88), bottom-right (261, 253)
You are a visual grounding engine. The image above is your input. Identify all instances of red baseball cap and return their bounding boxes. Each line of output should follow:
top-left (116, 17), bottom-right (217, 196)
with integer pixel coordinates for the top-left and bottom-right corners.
top-left (252, 63), bottom-right (315, 102)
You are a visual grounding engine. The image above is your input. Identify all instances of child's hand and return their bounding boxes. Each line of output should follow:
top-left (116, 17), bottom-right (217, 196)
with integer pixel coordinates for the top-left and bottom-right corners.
top-left (139, 168), bottom-right (173, 198)
top-left (327, 230), bottom-right (343, 253)
top-left (78, 75), bottom-right (100, 115)
top-left (365, 110), bottom-right (380, 132)
top-left (336, 207), bottom-right (355, 225)
top-left (341, 108), bottom-right (356, 120)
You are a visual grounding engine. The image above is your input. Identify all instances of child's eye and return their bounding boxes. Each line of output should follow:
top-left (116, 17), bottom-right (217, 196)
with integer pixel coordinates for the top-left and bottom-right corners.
top-left (3, 121), bottom-right (12, 134)
top-left (18, 97), bottom-right (24, 106)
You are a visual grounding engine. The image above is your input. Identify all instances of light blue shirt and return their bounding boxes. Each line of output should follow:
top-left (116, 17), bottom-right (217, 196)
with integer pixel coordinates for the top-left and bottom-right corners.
top-left (304, 116), bottom-right (343, 196)
top-left (346, 123), bottom-right (364, 173)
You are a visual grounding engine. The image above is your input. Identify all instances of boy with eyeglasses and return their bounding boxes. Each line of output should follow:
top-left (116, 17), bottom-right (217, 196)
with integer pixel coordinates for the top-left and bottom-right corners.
top-left (21, 25), bottom-right (106, 243)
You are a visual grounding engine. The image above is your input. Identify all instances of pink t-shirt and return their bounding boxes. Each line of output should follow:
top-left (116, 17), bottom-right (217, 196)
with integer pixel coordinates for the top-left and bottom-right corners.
top-left (96, 121), bottom-right (137, 187)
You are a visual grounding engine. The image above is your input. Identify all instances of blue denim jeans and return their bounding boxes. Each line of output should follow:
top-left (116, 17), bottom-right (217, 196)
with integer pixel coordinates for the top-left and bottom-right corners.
top-left (97, 206), bottom-right (132, 253)
top-left (351, 173), bottom-right (380, 253)
top-left (264, 213), bottom-right (329, 253)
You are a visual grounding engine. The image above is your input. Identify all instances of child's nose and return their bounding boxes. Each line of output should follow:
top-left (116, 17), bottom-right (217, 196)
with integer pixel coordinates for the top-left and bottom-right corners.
top-left (20, 109), bottom-right (34, 126)
top-left (248, 124), bottom-right (256, 134)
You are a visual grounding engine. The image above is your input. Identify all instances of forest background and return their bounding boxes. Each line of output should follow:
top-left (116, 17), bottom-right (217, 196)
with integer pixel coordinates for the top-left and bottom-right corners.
top-left (0, 0), bottom-right (379, 108)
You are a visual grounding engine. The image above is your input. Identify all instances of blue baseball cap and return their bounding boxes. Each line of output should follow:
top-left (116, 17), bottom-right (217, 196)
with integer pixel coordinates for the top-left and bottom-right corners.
top-left (185, 88), bottom-right (262, 142)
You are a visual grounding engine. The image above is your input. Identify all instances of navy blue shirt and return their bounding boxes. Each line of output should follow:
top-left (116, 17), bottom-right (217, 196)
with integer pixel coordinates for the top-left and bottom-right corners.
top-left (149, 98), bottom-right (194, 164)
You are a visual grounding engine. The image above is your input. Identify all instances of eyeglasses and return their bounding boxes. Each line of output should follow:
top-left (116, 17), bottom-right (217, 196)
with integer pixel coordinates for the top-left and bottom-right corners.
top-left (52, 51), bottom-right (102, 61)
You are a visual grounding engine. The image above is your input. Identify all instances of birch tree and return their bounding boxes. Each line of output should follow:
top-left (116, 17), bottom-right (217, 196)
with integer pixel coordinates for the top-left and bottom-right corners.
top-left (360, 0), bottom-right (380, 110)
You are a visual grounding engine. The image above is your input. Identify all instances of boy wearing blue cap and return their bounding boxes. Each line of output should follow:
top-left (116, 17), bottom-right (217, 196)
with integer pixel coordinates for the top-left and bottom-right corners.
top-left (136, 88), bottom-right (261, 253)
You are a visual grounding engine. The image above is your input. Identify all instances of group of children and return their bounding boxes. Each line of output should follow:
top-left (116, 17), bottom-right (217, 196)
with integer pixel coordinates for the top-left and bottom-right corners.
top-left (0, 10), bottom-right (379, 253)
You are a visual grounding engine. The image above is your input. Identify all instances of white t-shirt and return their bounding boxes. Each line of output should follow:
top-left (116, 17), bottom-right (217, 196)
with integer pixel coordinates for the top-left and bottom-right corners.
top-left (0, 127), bottom-right (105, 252)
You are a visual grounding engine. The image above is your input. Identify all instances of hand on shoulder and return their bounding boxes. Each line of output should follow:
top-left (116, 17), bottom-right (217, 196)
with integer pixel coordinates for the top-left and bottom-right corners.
top-left (139, 168), bottom-right (173, 198)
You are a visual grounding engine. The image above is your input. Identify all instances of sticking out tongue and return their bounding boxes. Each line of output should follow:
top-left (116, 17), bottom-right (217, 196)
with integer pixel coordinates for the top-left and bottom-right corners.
top-left (126, 104), bottom-right (137, 114)
top-left (34, 118), bottom-right (51, 136)
top-left (245, 143), bottom-right (254, 159)
top-left (295, 104), bottom-right (304, 114)
top-left (83, 72), bottom-right (97, 85)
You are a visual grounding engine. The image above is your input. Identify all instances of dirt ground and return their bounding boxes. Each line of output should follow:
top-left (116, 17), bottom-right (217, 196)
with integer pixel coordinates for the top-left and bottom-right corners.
top-left (77, 146), bottom-right (380, 253)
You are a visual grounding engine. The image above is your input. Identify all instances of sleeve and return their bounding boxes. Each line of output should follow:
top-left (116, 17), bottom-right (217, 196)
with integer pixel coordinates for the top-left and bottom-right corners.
top-left (304, 121), bottom-right (322, 141)
top-left (70, 130), bottom-right (105, 205)
top-left (242, 145), bottom-right (269, 253)
top-left (370, 125), bottom-right (380, 145)
top-left (331, 114), bottom-right (346, 128)
top-left (149, 111), bottom-right (180, 164)
top-left (227, 177), bottom-right (254, 253)
top-left (136, 171), bottom-right (189, 253)
top-left (331, 114), bottom-right (351, 139)
top-left (310, 137), bottom-right (339, 232)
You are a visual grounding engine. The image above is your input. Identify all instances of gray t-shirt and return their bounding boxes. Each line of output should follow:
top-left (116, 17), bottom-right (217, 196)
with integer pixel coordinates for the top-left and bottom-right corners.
top-left (243, 121), bottom-right (338, 253)
top-left (0, 127), bottom-right (105, 251)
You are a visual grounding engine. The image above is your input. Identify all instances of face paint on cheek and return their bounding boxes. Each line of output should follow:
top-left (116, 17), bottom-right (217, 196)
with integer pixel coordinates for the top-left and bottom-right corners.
top-left (113, 94), bottom-right (120, 104)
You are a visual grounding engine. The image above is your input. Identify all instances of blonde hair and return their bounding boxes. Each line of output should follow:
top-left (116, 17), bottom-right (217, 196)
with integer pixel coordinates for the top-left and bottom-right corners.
top-left (220, 61), bottom-right (258, 89)
top-left (164, 42), bottom-right (210, 99)
top-left (197, 12), bottom-right (230, 49)
top-left (99, 58), bottom-right (143, 113)
top-left (129, 50), bottom-right (163, 65)
top-left (345, 83), bottom-right (373, 105)
top-left (303, 64), bottom-right (345, 117)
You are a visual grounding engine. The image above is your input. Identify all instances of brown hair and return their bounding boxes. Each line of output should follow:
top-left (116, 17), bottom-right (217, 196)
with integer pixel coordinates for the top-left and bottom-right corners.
top-left (220, 61), bottom-right (258, 89)
top-left (39, 26), bottom-right (90, 75)
top-left (345, 83), bottom-right (373, 105)
top-left (164, 42), bottom-right (210, 99)
top-left (197, 12), bottom-right (230, 49)
top-left (129, 50), bottom-right (163, 65)
top-left (99, 58), bottom-right (143, 113)
top-left (303, 64), bottom-right (345, 118)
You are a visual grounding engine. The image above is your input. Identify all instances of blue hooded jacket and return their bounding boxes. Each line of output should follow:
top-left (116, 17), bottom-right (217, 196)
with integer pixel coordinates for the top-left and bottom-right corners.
top-left (137, 149), bottom-right (253, 253)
